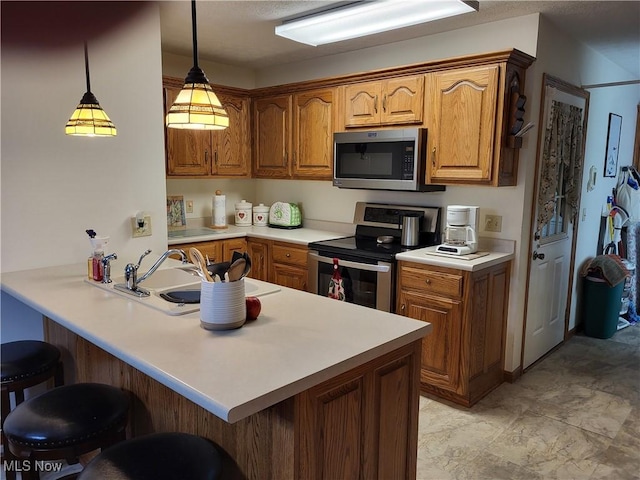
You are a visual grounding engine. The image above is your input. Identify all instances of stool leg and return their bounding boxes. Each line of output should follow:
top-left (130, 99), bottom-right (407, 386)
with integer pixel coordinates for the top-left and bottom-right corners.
top-left (2, 388), bottom-right (17, 480)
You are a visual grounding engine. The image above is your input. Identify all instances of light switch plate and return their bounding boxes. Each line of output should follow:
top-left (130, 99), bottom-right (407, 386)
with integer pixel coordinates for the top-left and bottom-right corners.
top-left (186, 200), bottom-right (194, 213)
top-left (132, 216), bottom-right (152, 238)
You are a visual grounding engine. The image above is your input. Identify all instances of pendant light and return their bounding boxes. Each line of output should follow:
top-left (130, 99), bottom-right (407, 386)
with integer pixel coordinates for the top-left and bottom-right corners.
top-left (65, 42), bottom-right (117, 137)
top-left (166, 0), bottom-right (229, 130)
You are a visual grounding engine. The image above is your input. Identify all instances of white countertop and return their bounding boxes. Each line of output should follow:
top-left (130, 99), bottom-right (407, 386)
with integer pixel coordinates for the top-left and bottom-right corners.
top-left (1, 263), bottom-right (430, 424)
top-left (168, 225), bottom-right (347, 246)
top-left (396, 239), bottom-right (515, 271)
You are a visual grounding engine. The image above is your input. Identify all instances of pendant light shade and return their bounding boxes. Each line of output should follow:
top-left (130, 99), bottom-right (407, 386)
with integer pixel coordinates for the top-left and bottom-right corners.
top-left (65, 42), bottom-right (116, 137)
top-left (166, 0), bottom-right (228, 130)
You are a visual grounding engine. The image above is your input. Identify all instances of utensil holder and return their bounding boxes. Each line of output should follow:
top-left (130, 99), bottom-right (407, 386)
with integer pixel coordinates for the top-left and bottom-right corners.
top-left (200, 279), bottom-right (246, 330)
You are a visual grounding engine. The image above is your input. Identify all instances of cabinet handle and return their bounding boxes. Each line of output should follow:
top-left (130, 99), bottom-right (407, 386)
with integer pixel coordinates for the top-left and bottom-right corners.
top-left (401, 304), bottom-right (406, 311)
top-left (204, 150), bottom-right (209, 164)
top-left (214, 151), bottom-right (218, 165)
top-left (374, 95), bottom-right (378, 113)
top-left (382, 94), bottom-right (387, 112)
top-left (431, 146), bottom-right (436, 168)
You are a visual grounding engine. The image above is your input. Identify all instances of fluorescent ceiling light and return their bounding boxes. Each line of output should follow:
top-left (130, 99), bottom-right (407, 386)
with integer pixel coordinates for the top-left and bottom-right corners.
top-left (275, 0), bottom-right (478, 46)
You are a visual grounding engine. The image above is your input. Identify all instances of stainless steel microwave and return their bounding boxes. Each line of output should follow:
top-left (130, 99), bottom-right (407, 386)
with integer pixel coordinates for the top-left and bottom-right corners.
top-left (333, 128), bottom-right (445, 192)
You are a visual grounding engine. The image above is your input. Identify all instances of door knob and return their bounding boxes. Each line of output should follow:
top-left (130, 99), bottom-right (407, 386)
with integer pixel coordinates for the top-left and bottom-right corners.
top-left (532, 251), bottom-right (545, 260)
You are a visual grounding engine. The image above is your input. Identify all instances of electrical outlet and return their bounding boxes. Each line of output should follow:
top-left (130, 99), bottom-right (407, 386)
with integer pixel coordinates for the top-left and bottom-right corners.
top-left (131, 215), bottom-right (152, 238)
top-left (484, 214), bottom-right (502, 232)
top-left (186, 200), bottom-right (194, 214)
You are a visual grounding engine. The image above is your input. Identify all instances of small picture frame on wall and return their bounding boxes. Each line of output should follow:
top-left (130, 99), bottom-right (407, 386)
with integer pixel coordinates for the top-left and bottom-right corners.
top-left (167, 195), bottom-right (186, 231)
top-left (604, 113), bottom-right (622, 177)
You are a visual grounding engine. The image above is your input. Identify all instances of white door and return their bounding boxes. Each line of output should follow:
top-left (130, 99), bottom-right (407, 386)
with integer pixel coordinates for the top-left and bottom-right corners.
top-left (523, 75), bottom-right (589, 370)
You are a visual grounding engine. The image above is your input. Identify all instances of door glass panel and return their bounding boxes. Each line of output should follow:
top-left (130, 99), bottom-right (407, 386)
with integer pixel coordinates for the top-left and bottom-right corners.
top-left (317, 262), bottom-right (377, 309)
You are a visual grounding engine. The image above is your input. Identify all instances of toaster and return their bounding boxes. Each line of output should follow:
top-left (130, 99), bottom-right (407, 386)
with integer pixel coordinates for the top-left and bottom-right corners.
top-left (269, 202), bottom-right (302, 228)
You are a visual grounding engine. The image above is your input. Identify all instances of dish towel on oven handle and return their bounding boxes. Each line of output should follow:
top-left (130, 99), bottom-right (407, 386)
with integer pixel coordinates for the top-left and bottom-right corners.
top-left (328, 258), bottom-right (346, 301)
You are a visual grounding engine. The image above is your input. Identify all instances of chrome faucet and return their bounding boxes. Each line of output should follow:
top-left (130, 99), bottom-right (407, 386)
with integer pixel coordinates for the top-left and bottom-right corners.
top-left (114, 249), bottom-right (188, 297)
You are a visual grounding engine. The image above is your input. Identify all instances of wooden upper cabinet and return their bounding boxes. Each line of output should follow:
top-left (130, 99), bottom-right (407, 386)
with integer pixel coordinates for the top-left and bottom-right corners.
top-left (292, 88), bottom-right (334, 180)
top-left (254, 89), bottom-right (335, 180)
top-left (164, 83), bottom-right (251, 178)
top-left (164, 86), bottom-right (213, 176)
top-left (344, 75), bottom-right (424, 127)
top-left (426, 66), bottom-right (499, 185)
top-left (213, 93), bottom-right (251, 177)
top-left (253, 95), bottom-right (292, 178)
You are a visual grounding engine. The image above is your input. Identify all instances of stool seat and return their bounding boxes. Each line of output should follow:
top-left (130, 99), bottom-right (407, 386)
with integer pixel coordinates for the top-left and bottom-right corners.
top-left (1, 340), bottom-right (61, 384)
top-left (78, 432), bottom-right (222, 480)
top-left (4, 383), bottom-right (129, 458)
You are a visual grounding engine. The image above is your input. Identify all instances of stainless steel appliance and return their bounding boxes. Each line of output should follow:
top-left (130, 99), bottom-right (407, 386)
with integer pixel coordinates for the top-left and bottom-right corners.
top-left (308, 202), bottom-right (441, 312)
top-left (435, 205), bottom-right (479, 255)
top-left (333, 128), bottom-right (445, 192)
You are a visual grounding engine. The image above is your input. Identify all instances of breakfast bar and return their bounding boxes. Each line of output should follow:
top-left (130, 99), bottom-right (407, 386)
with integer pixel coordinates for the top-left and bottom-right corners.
top-left (1, 262), bottom-right (431, 479)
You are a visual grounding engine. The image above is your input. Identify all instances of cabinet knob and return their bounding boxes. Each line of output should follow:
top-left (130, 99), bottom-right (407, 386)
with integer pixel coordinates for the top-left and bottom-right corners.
top-left (424, 278), bottom-right (432, 285)
top-left (374, 95), bottom-right (378, 113)
top-left (286, 253), bottom-right (291, 258)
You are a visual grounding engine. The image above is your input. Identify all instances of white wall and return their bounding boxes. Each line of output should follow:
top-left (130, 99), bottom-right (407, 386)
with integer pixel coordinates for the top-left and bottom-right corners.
top-left (162, 51), bottom-right (256, 89)
top-left (1, 2), bottom-right (167, 341)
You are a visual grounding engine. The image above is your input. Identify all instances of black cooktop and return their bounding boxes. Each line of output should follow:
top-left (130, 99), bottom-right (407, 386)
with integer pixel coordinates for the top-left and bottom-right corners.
top-left (308, 230), bottom-right (438, 263)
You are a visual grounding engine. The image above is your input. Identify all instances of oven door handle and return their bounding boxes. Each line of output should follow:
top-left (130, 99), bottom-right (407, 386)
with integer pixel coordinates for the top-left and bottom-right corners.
top-left (308, 252), bottom-right (391, 273)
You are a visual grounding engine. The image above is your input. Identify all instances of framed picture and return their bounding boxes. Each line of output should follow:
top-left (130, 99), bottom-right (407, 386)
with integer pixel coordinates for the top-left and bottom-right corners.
top-left (604, 113), bottom-right (622, 177)
top-left (167, 195), bottom-right (186, 231)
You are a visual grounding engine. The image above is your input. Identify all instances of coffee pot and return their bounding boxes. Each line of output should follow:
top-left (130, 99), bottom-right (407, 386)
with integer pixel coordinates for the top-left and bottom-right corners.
top-left (435, 205), bottom-right (479, 255)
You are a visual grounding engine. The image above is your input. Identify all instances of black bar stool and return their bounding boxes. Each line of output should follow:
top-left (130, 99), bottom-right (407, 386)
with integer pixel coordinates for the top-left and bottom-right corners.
top-left (77, 432), bottom-right (222, 480)
top-left (1, 340), bottom-right (64, 480)
top-left (3, 383), bottom-right (130, 480)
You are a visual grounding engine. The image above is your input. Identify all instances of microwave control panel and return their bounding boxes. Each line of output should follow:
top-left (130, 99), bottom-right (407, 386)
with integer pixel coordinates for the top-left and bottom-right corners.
top-left (403, 146), bottom-right (415, 179)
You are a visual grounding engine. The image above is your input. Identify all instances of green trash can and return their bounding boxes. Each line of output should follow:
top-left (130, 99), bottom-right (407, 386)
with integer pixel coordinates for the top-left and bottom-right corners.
top-left (582, 276), bottom-right (624, 339)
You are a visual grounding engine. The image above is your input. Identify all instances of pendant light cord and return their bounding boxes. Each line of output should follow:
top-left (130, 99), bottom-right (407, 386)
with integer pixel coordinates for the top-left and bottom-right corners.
top-left (191, 0), bottom-right (199, 70)
top-left (84, 41), bottom-right (92, 93)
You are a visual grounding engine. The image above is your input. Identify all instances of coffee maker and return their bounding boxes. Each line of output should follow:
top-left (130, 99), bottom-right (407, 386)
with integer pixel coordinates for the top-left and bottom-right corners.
top-left (435, 205), bottom-right (479, 255)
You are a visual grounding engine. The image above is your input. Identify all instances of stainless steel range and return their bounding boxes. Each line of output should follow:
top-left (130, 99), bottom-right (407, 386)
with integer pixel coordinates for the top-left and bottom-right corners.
top-left (308, 202), bottom-right (441, 312)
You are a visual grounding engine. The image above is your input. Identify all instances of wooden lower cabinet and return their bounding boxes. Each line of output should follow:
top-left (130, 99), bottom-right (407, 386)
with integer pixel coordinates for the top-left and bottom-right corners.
top-left (172, 238), bottom-right (247, 264)
top-left (271, 241), bottom-right (308, 292)
top-left (247, 238), bottom-right (270, 281)
top-left (45, 318), bottom-right (422, 480)
top-left (397, 260), bottom-right (510, 406)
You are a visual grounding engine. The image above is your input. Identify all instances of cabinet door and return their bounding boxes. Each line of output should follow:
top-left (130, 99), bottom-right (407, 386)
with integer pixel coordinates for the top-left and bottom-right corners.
top-left (164, 86), bottom-right (213, 176)
top-left (173, 241), bottom-right (223, 264)
top-left (398, 290), bottom-right (462, 394)
top-left (292, 88), bottom-right (334, 180)
top-left (343, 81), bottom-right (381, 127)
top-left (222, 238), bottom-right (247, 262)
top-left (382, 76), bottom-right (424, 125)
top-left (213, 93), bottom-right (250, 177)
top-left (426, 66), bottom-right (499, 184)
top-left (247, 239), bottom-right (269, 281)
top-left (253, 95), bottom-right (291, 178)
top-left (272, 264), bottom-right (308, 292)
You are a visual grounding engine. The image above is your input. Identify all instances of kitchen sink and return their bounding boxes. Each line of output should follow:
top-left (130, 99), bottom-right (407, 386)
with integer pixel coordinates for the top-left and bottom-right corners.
top-left (85, 267), bottom-right (280, 315)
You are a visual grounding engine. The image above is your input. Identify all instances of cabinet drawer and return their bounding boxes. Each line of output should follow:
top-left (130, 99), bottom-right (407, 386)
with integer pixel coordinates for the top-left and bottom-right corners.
top-left (401, 265), bottom-right (463, 298)
top-left (272, 243), bottom-right (308, 267)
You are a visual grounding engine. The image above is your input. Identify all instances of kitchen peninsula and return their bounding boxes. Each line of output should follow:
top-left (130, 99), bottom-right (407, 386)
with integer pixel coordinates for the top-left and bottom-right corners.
top-left (1, 262), bottom-right (431, 479)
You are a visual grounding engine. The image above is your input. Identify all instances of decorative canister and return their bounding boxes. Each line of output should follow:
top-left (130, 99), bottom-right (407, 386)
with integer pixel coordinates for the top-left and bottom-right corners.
top-left (235, 200), bottom-right (253, 226)
top-left (253, 203), bottom-right (270, 227)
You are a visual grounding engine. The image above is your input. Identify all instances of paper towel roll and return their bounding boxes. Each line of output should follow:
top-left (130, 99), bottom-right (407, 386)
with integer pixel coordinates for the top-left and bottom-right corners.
top-left (212, 193), bottom-right (227, 228)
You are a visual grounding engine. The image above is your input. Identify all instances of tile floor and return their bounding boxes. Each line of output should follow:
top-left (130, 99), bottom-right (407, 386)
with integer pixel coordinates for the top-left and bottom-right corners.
top-left (416, 324), bottom-right (640, 480)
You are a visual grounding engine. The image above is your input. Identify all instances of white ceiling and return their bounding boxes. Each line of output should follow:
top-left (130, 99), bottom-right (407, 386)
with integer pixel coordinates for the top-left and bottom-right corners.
top-left (159, 0), bottom-right (640, 78)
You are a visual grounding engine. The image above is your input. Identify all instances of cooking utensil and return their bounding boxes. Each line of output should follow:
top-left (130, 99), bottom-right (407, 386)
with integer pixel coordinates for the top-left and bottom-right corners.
top-left (188, 247), bottom-right (213, 282)
top-left (227, 258), bottom-right (246, 282)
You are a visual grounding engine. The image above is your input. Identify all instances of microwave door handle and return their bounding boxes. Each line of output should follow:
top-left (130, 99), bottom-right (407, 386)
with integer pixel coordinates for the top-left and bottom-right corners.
top-left (308, 252), bottom-right (391, 273)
